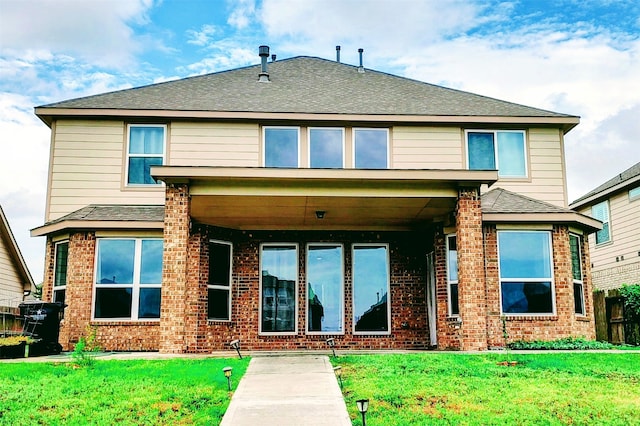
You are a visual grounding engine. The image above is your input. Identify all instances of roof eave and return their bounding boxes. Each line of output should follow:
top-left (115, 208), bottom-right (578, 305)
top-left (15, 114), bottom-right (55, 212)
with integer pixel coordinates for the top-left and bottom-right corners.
top-left (482, 212), bottom-right (602, 234)
top-left (570, 174), bottom-right (640, 209)
top-left (30, 220), bottom-right (164, 238)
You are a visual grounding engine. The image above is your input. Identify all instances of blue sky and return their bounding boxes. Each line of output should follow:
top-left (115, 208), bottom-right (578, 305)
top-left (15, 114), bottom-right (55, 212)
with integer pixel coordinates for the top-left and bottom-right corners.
top-left (1, 0), bottom-right (639, 282)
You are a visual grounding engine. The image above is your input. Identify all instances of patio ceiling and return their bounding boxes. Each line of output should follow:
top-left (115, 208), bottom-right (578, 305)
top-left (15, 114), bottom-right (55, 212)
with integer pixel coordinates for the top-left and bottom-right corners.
top-left (152, 167), bottom-right (498, 231)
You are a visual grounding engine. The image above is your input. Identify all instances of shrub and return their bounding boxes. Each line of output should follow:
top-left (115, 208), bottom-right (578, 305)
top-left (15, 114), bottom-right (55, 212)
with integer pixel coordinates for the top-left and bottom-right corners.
top-left (620, 284), bottom-right (640, 322)
top-left (508, 337), bottom-right (615, 350)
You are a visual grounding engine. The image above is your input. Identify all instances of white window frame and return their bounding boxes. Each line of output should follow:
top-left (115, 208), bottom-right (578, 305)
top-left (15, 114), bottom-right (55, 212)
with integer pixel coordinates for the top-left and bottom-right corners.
top-left (125, 124), bottom-right (166, 186)
top-left (446, 235), bottom-right (459, 317)
top-left (591, 200), bottom-right (611, 245)
top-left (629, 186), bottom-right (640, 201)
top-left (570, 233), bottom-right (586, 316)
top-left (352, 128), bottom-right (390, 169)
top-left (465, 129), bottom-right (528, 178)
top-left (92, 238), bottom-right (163, 321)
top-left (307, 127), bottom-right (345, 169)
top-left (352, 243), bottom-right (391, 335)
top-left (259, 243), bottom-right (299, 336)
top-left (208, 240), bottom-right (233, 322)
top-left (262, 126), bottom-right (300, 168)
top-left (497, 230), bottom-right (556, 316)
top-left (53, 240), bottom-right (69, 305)
top-left (306, 243), bottom-right (345, 335)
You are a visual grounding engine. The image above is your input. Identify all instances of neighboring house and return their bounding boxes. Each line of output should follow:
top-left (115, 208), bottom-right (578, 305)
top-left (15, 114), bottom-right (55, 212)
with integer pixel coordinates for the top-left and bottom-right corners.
top-left (31, 47), bottom-right (600, 353)
top-left (1, 204), bottom-right (35, 329)
top-left (570, 161), bottom-right (640, 291)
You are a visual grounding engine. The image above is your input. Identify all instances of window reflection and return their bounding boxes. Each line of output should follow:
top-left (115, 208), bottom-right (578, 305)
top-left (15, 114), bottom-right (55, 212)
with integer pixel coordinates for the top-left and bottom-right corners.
top-left (264, 127), bottom-right (299, 168)
top-left (309, 128), bottom-right (343, 168)
top-left (353, 245), bottom-right (389, 333)
top-left (354, 129), bottom-right (388, 169)
top-left (307, 245), bottom-right (343, 333)
top-left (261, 245), bottom-right (297, 332)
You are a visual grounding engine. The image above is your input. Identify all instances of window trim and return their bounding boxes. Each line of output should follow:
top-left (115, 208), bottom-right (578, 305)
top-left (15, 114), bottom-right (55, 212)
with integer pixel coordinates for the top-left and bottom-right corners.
top-left (92, 238), bottom-right (163, 321)
top-left (352, 243), bottom-right (391, 335)
top-left (305, 243), bottom-right (345, 335)
top-left (465, 129), bottom-right (528, 178)
top-left (53, 240), bottom-right (68, 305)
top-left (262, 126), bottom-right (301, 168)
top-left (125, 124), bottom-right (167, 187)
top-left (629, 186), bottom-right (640, 202)
top-left (446, 235), bottom-right (459, 317)
top-left (307, 127), bottom-right (345, 169)
top-left (570, 233), bottom-right (586, 316)
top-left (352, 128), bottom-right (390, 169)
top-left (497, 230), bottom-right (556, 316)
top-left (259, 243), bottom-right (299, 336)
top-left (591, 200), bottom-right (612, 245)
top-left (208, 239), bottom-right (233, 322)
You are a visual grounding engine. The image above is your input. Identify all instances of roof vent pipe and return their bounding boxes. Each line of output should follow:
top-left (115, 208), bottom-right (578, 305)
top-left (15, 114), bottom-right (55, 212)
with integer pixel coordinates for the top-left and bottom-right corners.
top-left (271, 54), bottom-right (276, 62)
top-left (258, 45), bottom-right (270, 82)
top-left (336, 45), bottom-right (341, 62)
top-left (358, 48), bottom-right (364, 73)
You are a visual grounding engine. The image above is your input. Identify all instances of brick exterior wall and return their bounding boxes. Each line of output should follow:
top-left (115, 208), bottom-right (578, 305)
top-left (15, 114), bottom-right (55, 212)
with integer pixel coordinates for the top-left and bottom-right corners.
top-left (591, 261), bottom-right (640, 291)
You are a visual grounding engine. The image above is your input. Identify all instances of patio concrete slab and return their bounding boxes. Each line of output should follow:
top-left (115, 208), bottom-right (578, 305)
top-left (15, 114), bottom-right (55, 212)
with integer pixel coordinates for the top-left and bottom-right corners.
top-left (220, 355), bottom-right (351, 426)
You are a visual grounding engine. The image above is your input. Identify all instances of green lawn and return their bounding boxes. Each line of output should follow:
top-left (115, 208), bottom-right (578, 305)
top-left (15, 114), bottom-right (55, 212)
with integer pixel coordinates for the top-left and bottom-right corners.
top-left (336, 352), bottom-right (640, 426)
top-left (0, 357), bottom-right (249, 426)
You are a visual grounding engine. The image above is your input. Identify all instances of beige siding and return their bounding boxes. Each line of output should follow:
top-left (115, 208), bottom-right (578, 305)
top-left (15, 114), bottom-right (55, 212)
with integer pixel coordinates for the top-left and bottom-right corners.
top-left (392, 126), bottom-right (463, 169)
top-left (490, 128), bottom-right (567, 206)
top-left (170, 122), bottom-right (260, 167)
top-left (0, 234), bottom-right (23, 305)
top-left (47, 120), bottom-right (164, 221)
top-left (582, 191), bottom-right (640, 286)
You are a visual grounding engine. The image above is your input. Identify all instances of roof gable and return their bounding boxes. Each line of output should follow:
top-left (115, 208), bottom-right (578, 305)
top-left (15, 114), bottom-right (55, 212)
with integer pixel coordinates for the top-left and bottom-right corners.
top-left (38, 56), bottom-right (576, 121)
top-left (0, 205), bottom-right (34, 289)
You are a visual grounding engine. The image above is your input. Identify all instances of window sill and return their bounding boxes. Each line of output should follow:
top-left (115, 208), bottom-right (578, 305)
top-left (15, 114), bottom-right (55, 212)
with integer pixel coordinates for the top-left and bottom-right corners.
top-left (502, 315), bottom-right (558, 322)
top-left (90, 320), bottom-right (160, 326)
top-left (207, 319), bottom-right (232, 324)
top-left (575, 315), bottom-right (591, 322)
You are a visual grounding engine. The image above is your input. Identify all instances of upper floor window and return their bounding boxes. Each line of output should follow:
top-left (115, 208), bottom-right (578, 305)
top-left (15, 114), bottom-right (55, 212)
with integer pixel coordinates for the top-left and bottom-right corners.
top-left (354, 128), bottom-right (388, 169)
top-left (498, 231), bottom-right (554, 315)
top-left (629, 186), bottom-right (640, 201)
top-left (570, 234), bottom-right (585, 316)
top-left (264, 127), bottom-right (299, 168)
top-left (591, 200), bottom-right (611, 244)
top-left (446, 235), bottom-right (459, 316)
top-left (309, 128), bottom-right (344, 168)
top-left (94, 238), bottom-right (163, 320)
top-left (208, 240), bottom-right (232, 321)
top-left (127, 125), bottom-right (165, 185)
top-left (466, 130), bottom-right (527, 178)
top-left (53, 241), bottom-right (68, 308)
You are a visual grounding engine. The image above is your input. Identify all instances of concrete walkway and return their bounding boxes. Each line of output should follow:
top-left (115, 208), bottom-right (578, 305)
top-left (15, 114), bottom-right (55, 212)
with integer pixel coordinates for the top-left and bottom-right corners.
top-left (220, 355), bottom-right (351, 426)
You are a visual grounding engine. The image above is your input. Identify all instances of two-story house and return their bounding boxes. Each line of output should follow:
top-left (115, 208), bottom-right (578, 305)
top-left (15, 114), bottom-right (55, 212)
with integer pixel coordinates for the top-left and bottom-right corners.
top-left (31, 47), bottom-right (600, 353)
top-left (570, 162), bottom-right (640, 291)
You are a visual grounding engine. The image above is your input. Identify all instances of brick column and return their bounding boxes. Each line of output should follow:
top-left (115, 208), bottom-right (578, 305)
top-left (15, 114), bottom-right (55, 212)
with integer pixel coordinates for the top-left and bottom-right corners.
top-left (159, 183), bottom-right (191, 353)
top-left (59, 232), bottom-right (96, 350)
top-left (456, 187), bottom-right (488, 350)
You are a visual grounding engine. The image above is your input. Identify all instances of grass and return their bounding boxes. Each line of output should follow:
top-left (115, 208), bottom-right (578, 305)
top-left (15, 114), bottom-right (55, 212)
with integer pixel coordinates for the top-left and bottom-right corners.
top-left (0, 357), bottom-right (249, 425)
top-left (335, 353), bottom-right (640, 425)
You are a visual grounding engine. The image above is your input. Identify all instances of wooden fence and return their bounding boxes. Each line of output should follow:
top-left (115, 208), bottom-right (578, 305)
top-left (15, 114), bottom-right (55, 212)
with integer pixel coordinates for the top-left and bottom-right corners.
top-left (593, 289), bottom-right (640, 345)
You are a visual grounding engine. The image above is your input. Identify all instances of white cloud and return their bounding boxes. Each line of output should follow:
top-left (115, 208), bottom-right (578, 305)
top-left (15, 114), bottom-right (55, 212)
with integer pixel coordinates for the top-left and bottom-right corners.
top-left (178, 45), bottom-right (256, 75)
top-left (187, 24), bottom-right (219, 46)
top-left (227, 0), bottom-right (256, 29)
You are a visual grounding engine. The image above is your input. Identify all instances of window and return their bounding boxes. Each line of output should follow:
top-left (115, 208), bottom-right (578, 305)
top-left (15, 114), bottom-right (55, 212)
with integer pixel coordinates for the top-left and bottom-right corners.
top-left (260, 244), bottom-right (298, 334)
top-left (126, 125), bottom-right (165, 185)
top-left (353, 244), bottom-right (390, 334)
top-left (208, 241), bottom-right (232, 321)
top-left (307, 244), bottom-right (344, 334)
top-left (498, 231), bottom-right (554, 315)
top-left (264, 127), bottom-right (299, 167)
top-left (570, 234), bottom-right (585, 315)
top-left (354, 128), bottom-right (388, 169)
top-left (466, 130), bottom-right (527, 178)
top-left (94, 239), bottom-right (163, 320)
top-left (53, 241), bottom-right (68, 307)
top-left (446, 235), bottom-right (459, 316)
top-left (309, 128), bottom-right (344, 168)
top-left (591, 200), bottom-right (611, 244)
top-left (629, 186), bottom-right (640, 201)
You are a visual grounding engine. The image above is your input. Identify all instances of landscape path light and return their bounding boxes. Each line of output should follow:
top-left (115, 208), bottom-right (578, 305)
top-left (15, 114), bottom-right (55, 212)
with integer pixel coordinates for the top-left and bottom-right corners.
top-left (229, 339), bottom-right (242, 359)
top-left (223, 366), bottom-right (233, 391)
top-left (326, 338), bottom-right (336, 358)
top-left (356, 398), bottom-right (369, 426)
top-left (333, 365), bottom-right (343, 389)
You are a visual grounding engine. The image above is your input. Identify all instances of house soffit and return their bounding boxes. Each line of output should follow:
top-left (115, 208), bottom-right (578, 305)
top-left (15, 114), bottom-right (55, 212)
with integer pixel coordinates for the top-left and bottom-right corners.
top-left (152, 166), bottom-right (498, 231)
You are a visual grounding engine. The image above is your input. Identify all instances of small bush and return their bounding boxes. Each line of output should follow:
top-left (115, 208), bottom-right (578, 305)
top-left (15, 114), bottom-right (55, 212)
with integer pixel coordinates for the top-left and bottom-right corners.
top-left (71, 325), bottom-right (102, 367)
top-left (508, 337), bottom-right (615, 350)
top-left (620, 284), bottom-right (640, 322)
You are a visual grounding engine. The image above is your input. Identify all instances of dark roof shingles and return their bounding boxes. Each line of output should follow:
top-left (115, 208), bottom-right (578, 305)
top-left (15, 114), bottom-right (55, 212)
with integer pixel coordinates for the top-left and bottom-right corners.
top-left (46, 205), bottom-right (164, 226)
top-left (482, 188), bottom-right (571, 214)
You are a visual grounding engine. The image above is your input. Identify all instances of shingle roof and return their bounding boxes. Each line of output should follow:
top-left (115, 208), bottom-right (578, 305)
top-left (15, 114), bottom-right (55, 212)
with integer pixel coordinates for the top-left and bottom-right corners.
top-left (39, 56), bottom-right (574, 119)
top-left (44, 205), bottom-right (164, 226)
top-left (482, 188), bottom-right (571, 214)
top-left (570, 161), bottom-right (640, 206)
